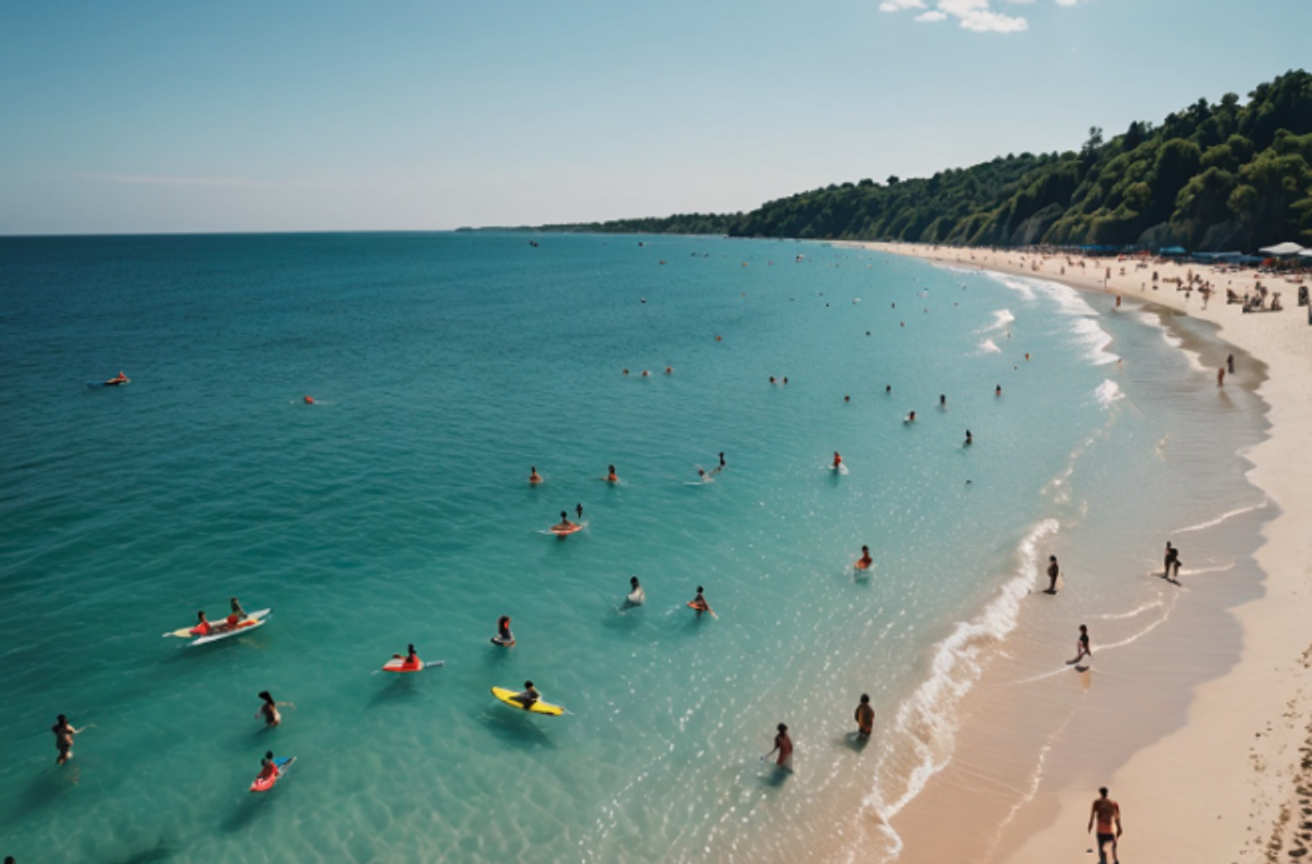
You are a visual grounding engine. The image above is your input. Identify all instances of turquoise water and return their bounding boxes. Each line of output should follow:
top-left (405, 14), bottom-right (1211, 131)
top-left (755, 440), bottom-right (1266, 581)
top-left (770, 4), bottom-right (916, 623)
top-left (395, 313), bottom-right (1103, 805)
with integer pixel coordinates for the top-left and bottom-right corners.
top-left (0, 234), bottom-right (1268, 863)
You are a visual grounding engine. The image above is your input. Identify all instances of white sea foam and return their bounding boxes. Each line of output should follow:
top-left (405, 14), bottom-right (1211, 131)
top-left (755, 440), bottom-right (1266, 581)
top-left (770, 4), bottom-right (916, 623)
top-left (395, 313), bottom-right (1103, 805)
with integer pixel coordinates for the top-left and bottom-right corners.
top-left (984, 273), bottom-right (1119, 366)
top-left (1173, 499), bottom-right (1269, 534)
top-left (1093, 379), bottom-right (1123, 409)
top-left (860, 518), bottom-right (1059, 845)
top-left (977, 338), bottom-right (1002, 354)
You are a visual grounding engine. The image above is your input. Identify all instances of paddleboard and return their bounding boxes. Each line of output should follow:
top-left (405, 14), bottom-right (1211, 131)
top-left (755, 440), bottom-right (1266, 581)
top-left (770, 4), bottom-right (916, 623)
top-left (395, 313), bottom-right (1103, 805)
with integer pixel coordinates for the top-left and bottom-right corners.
top-left (250, 756), bottom-right (295, 793)
top-left (382, 657), bottom-right (444, 673)
top-left (164, 609), bottom-right (271, 643)
top-left (549, 522), bottom-right (584, 536)
top-left (490, 686), bottom-right (564, 716)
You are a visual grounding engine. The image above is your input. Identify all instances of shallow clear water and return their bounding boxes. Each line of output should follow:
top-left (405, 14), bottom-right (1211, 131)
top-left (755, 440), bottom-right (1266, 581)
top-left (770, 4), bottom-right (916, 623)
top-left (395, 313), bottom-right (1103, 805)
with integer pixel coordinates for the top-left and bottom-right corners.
top-left (0, 234), bottom-right (1268, 863)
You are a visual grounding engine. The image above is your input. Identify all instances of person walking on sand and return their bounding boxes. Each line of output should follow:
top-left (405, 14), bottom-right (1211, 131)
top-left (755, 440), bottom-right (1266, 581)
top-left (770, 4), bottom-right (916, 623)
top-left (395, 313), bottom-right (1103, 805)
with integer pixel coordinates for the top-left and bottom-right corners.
top-left (1067, 625), bottom-right (1091, 666)
top-left (1088, 786), bottom-right (1122, 864)
top-left (1045, 555), bottom-right (1060, 594)
top-left (854, 695), bottom-right (875, 738)
top-left (765, 723), bottom-right (793, 769)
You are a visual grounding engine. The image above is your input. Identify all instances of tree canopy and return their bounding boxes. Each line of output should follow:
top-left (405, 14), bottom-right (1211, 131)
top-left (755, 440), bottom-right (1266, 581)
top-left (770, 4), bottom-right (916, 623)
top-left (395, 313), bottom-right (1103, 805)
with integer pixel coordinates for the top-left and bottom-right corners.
top-left (537, 70), bottom-right (1312, 252)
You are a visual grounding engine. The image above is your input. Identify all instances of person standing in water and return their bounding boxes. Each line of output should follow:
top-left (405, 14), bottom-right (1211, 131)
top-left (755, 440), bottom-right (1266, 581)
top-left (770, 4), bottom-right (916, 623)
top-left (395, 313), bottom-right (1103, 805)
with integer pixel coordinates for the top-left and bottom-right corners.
top-left (493, 616), bottom-right (515, 646)
top-left (765, 723), bottom-right (793, 769)
top-left (1088, 787), bottom-right (1123, 864)
top-left (688, 586), bottom-right (713, 617)
top-left (52, 714), bottom-right (84, 765)
top-left (606, 465), bottom-right (618, 483)
top-left (627, 576), bottom-right (646, 605)
top-left (256, 691), bottom-right (294, 727)
top-left (856, 546), bottom-right (873, 570)
top-left (995, 384), bottom-right (1002, 396)
top-left (964, 430), bottom-right (973, 446)
top-left (575, 503), bottom-right (584, 520)
top-left (1067, 625), bottom-right (1091, 666)
top-left (832, 451), bottom-right (842, 470)
top-left (529, 466), bottom-right (542, 485)
top-left (1046, 555), bottom-right (1060, 594)
top-left (854, 695), bottom-right (875, 739)
top-left (553, 511), bottom-right (578, 532)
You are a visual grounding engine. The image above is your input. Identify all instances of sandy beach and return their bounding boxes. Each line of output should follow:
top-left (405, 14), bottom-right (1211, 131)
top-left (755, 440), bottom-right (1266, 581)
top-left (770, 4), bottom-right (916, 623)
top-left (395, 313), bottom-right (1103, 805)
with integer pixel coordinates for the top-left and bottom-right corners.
top-left (858, 242), bottom-right (1312, 863)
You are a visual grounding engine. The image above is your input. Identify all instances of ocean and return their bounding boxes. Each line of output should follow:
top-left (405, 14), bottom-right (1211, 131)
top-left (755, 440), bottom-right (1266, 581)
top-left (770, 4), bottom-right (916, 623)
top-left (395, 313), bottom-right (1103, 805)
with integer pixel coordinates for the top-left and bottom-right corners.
top-left (0, 233), bottom-right (1270, 863)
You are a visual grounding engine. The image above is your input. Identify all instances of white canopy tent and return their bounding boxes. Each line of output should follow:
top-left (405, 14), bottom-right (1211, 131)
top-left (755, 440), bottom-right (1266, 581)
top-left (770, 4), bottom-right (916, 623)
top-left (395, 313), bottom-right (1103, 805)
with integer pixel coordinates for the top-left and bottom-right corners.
top-left (1259, 242), bottom-right (1306, 256)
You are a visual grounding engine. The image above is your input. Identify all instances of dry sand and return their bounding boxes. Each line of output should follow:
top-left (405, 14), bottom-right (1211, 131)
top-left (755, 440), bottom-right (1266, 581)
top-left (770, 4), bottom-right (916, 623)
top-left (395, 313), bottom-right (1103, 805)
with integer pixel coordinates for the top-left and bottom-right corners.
top-left (856, 242), bottom-right (1312, 864)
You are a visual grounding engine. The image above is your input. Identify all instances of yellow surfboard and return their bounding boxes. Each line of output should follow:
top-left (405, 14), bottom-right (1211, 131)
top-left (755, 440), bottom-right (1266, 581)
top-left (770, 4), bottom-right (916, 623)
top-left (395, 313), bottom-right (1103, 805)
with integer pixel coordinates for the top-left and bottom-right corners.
top-left (491, 686), bottom-right (564, 716)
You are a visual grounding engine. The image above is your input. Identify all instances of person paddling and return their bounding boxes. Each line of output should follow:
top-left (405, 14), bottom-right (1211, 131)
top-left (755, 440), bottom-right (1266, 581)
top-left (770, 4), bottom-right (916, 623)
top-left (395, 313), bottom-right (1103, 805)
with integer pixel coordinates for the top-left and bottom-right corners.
top-left (515, 680), bottom-right (541, 708)
top-left (256, 751), bottom-right (279, 785)
top-left (190, 611), bottom-right (213, 636)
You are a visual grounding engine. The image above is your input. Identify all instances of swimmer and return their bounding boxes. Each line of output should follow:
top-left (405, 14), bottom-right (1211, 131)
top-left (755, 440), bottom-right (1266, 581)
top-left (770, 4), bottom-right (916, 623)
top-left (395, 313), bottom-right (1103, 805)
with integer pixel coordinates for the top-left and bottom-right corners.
top-left (770, 376), bottom-right (777, 384)
top-left (964, 430), bottom-right (973, 446)
top-left (492, 615), bottom-right (516, 647)
top-left (529, 466), bottom-right (542, 485)
top-left (52, 714), bottom-right (84, 765)
top-left (303, 395), bottom-right (314, 404)
top-left (939, 394), bottom-right (946, 407)
top-left (105, 371), bottom-right (129, 386)
top-left (905, 411), bottom-right (916, 423)
top-left (515, 680), bottom-right (541, 708)
top-left (641, 370), bottom-right (650, 377)
top-left (995, 384), bottom-right (1002, 396)
top-left (844, 395), bottom-right (850, 403)
top-left (885, 385), bottom-right (891, 394)
top-left (1067, 625), bottom-right (1091, 666)
top-left (255, 691), bottom-right (294, 727)
top-left (553, 511), bottom-right (578, 532)
top-left (688, 586), bottom-right (714, 617)
top-left (226, 597), bottom-right (247, 629)
top-left (782, 377), bottom-right (788, 385)
top-left (623, 369), bottom-right (629, 376)
top-left (627, 576), bottom-right (646, 605)
top-left (765, 723), bottom-right (793, 769)
top-left (575, 503), bottom-right (584, 520)
top-left (696, 468), bottom-right (713, 483)
top-left (606, 465), bottom-right (618, 483)
top-left (190, 611), bottom-right (213, 637)
top-left (854, 695), bottom-right (875, 738)
top-left (856, 545), bottom-right (873, 570)
top-left (665, 366), bottom-right (672, 375)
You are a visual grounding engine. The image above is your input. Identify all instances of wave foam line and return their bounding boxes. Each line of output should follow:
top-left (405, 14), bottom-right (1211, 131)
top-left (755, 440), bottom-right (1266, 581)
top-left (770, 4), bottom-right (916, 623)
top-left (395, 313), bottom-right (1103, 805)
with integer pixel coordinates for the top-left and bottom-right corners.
top-left (984, 272), bottom-right (1120, 366)
top-left (1173, 499), bottom-right (1269, 534)
top-left (859, 518), bottom-right (1060, 844)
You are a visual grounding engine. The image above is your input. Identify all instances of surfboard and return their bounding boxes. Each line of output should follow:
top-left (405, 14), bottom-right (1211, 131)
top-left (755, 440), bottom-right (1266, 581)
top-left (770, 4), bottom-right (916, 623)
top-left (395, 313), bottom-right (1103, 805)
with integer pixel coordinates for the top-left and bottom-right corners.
top-left (164, 609), bottom-right (271, 643)
top-left (549, 522), bottom-right (584, 536)
top-left (490, 686), bottom-right (564, 716)
top-left (250, 756), bottom-right (295, 793)
top-left (382, 657), bottom-right (444, 672)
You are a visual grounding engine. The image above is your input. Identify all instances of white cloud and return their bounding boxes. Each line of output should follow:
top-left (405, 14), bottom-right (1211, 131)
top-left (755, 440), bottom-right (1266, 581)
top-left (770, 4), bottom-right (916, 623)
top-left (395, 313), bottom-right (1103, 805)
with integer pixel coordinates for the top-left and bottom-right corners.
top-left (881, 0), bottom-right (1031, 33)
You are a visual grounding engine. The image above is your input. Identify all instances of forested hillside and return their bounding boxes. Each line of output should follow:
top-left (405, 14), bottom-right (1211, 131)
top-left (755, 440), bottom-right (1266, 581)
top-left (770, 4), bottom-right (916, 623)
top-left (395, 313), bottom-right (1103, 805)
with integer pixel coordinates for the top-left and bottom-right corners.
top-left (539, 70), bottom-right (1312, 251)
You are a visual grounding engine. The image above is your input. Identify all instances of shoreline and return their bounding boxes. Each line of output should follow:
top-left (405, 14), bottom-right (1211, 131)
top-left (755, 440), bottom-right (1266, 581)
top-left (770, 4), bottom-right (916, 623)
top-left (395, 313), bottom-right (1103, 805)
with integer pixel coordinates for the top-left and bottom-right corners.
top-left (852, 242), bottom-right (1312, 863)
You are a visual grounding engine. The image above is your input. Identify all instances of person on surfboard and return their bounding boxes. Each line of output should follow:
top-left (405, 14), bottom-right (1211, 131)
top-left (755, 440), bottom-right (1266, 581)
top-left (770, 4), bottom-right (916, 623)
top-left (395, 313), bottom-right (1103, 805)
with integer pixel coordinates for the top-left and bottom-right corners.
top-left (256, 751), bottom-right (279, 784)
top-left (226, 597), bottom-right (248, 629)
top-left (105, 371), bottom-right (128, 385)
top-left (553, 511), bottom-right (578, 532)
top-left (190, 611), bottom-right (213, 636)
top-left (515, 680), bottom-right (540, 708)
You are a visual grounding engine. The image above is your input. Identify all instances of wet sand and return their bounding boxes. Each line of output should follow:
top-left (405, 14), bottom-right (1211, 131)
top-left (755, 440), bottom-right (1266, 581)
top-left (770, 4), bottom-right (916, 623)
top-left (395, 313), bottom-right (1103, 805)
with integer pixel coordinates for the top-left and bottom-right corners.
top-left (859, 242), bottom-right (1312, 864)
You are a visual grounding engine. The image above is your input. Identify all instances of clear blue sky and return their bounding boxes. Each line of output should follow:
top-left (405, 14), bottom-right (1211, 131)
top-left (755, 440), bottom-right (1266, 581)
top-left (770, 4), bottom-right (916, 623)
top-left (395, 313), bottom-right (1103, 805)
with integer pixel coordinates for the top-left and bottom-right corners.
top-left (2, 0), bottom-right (1308, 234)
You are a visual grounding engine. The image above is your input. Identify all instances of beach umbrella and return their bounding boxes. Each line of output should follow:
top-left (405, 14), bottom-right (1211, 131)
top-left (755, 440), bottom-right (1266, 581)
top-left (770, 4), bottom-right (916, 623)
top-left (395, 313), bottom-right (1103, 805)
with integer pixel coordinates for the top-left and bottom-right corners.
top-left (1258, 242), bottom-right (1305, 256)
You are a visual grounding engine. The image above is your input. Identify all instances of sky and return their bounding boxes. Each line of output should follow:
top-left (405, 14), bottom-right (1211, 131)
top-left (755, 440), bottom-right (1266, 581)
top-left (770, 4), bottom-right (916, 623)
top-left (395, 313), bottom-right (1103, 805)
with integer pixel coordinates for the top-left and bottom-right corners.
top-left (1, 0), bottom-right (1309, 234)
